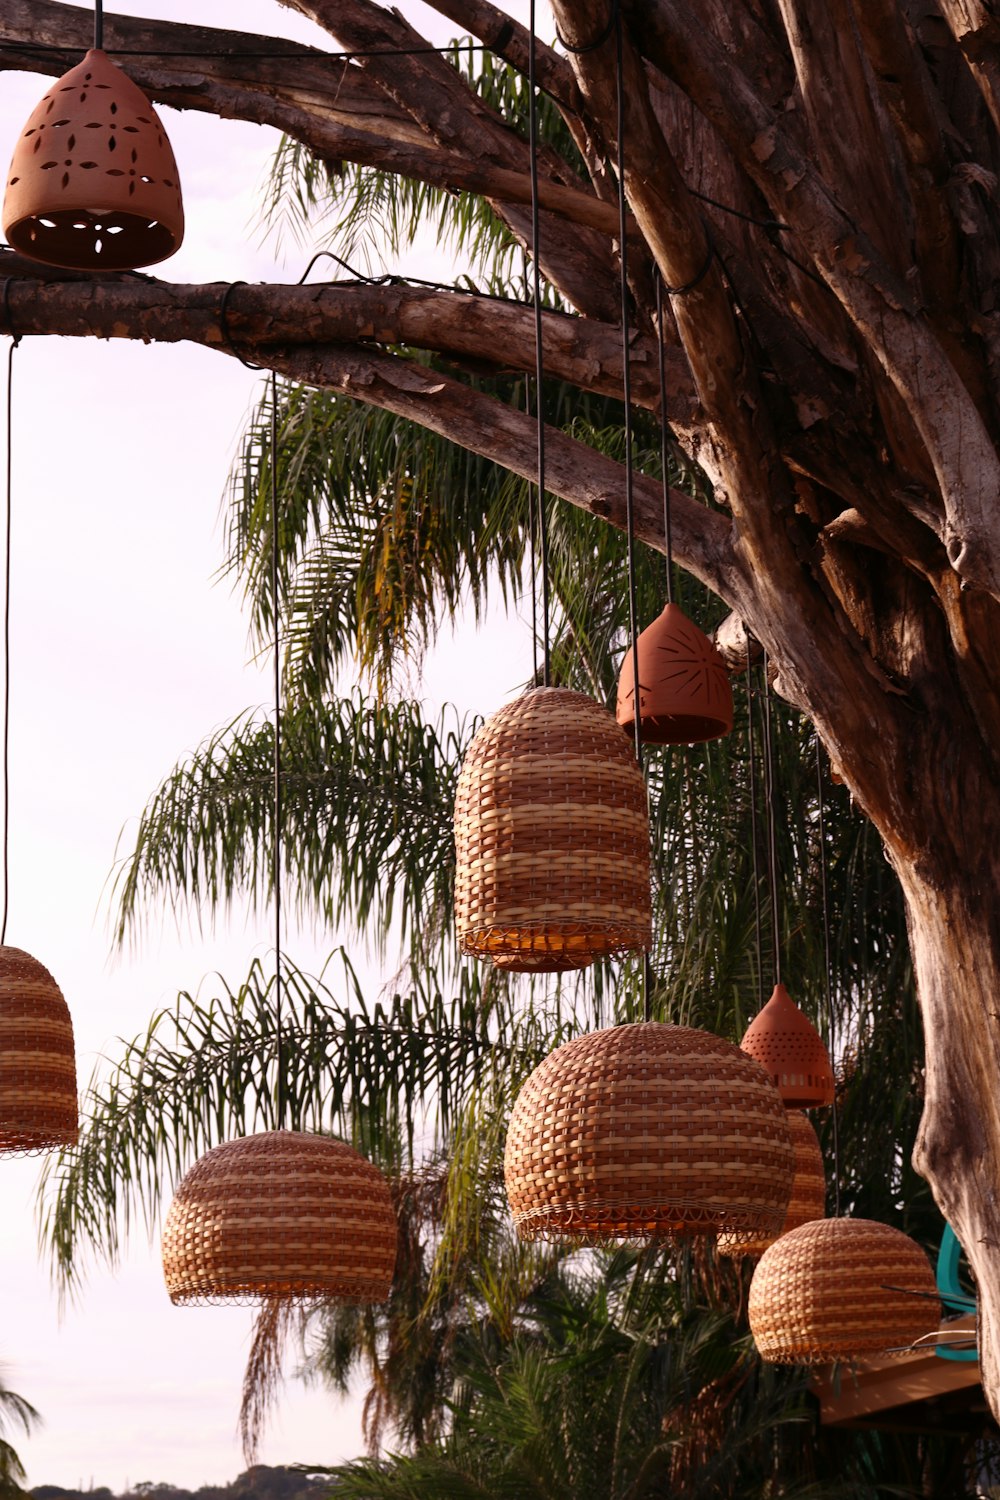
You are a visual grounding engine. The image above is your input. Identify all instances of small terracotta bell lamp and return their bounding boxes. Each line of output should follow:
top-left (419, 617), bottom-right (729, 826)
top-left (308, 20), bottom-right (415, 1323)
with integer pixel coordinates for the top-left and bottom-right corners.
top-left (741, 982), bottom-right (835, 1109)
top-left (616, 602), bottom-right (733, 745)
top-left (3, 49), bottom-right (183, 270)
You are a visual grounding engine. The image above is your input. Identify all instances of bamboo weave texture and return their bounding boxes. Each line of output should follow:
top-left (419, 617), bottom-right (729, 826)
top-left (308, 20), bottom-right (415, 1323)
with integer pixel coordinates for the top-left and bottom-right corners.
top-left (718, 1109), bottom-right (826, 1257)
top-left (0, 945), bottom-right (78, 1155)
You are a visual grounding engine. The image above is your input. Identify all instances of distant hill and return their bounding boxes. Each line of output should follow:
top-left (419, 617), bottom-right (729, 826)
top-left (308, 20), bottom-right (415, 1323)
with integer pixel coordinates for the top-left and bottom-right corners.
top-left (30, 1465), bottom-right (331, 1500)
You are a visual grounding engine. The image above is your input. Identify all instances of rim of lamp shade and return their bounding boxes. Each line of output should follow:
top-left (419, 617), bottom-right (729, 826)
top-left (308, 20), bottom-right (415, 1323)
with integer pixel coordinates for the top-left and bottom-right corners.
top-left (161, 1131), bottom-right (398, 1305)
top-left (748, 1217), bottom-right (940, 1364)
top-left (615, 603), bottom-right (733, 745)
top-left (504, 1022), bottom-right (794, 1244)
top-left (0, 945), bottom-right (78, 1155)
top-left (740, 983), bottom-right (835, 1108)
top-left (454, 686), bottom-right (652, 972)
top-left (717, 1109), bottom-right (826, 1257)
top-left (3, 49), bottom-right (184, 270)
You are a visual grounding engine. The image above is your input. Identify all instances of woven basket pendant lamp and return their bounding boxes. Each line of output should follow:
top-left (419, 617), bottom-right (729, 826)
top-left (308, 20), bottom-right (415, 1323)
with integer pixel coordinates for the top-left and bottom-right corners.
top-left (504, 1022), bottom-right (795, 1243)
top-left (748, 1217), bottom-right (939, 1363)
top-left (454, 687), bottom-right (652, 971)
top-left (718, 1109), bottom-right (825, 1258)
top-left (741, 982), bottom-right (835, 1108)
top-left (162, 1131), bottom-right (397, 1305)
top-left (616, 603), bottom-right (733, 745)
top-left (0, 946), bottom-right (78, 1154)
top-left (3, 47), bottom-right (183, 270)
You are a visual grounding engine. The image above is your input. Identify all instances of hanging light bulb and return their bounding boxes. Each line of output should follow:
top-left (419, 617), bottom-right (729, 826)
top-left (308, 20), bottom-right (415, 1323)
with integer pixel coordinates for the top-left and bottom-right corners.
top-left (741, 982), bottom-right (835, 1108)
top-left (616, 603), bottom-right (733, 745)
top-left (0, 946), bottom-right (77, 1154)
top-left (454, 687), bottom-right (652, 971)
top-left (717, 1109), bottom-right (825, 1258)
top-left (749, 1217), bottom-right (939, 1363)
top-left (3, 45), bottom-right (183, 270)
top-left (504, 1022), bottom-right (794, 1243)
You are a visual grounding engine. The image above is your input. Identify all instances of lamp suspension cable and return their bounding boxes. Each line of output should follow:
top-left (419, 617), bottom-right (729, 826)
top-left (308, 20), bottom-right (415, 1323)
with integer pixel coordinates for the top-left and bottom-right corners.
top-left (815, 737), bottom-right (841, 1213)
top-left (655, 274), bottom-right (674, 607)
top-left (745, 631), bottom-right (764, 1006)
top-left (94, 0), bottom-right (103, 53)
top-left (761, 650), bottom-right (782, 988)
top-left (612, 0), bottom-right (651, 1023)
top-left (270, 370), bottom-right (284, 1131)
top-left (528, 1), bottom-right (551, 687)
top-left (521, 250), bottom-right (540, 686)
top-left (1, 301), bottom-right (19, 947)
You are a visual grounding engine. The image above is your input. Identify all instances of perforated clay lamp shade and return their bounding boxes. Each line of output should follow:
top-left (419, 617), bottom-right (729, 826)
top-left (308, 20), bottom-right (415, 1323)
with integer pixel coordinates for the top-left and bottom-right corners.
top-left (748, 1217), bottom-right (940, 1364)
top-left (4, 49), bottom-right (183, 270)
top-left (454, 686), bottom-right (652, 972)
top-left (161, 1131), bottom-right (398, 1305)
top-left (718, 1109), bottom-right (826, 1258)
top-left (741, 982), bottom-right (835, 1109)
top-left (0, 945), bottom-right (78, 1154)
top-left (616, 602), bottom-right (733, 745)
top-left (504, 1022), bottom-right (794, 1244)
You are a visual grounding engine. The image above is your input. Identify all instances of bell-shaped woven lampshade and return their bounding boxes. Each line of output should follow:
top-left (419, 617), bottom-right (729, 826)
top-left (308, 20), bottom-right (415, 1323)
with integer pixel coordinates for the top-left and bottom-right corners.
top-left (718, 1109), bottom-right (826, 1257)
top-left (748, 1217), bottom-right (939, 1363)
top-left (741, 983), bottom-right (835, 1108)
top-left (616, 603), bottom-right (733, 745)
top-left (4, 49), bottom-right (183, 270)
top-left (454, 687), bottom-right (651, 971)
top-left (504, 1023), bottom-right (794, 1243)
top-left (0, 945), bottom-right (78, 1154)
top-left (162, 1131), bottom-right (398, 1304)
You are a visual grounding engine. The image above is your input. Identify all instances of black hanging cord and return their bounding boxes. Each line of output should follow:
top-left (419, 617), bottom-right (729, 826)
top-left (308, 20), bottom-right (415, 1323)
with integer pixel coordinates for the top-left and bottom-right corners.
top-left (612, 2), bottom-right (651, 1023)
top-left (655, 274), bottom-right (674, 606)
top-left (815, 738), bottom-right (842, 1213)
top-left (94, 0), bottom-right (103, 52)
top-left (528, 1), bottom-right (551, 686)
top-left (1, 291), bottom-right (19, 949)
top-left (761, 651), bottom-right (782, 987)
top-left (521, 252), bottom-right (540, 686)
top-left (271, 371), bottom-right (284, 1132)
top-left (745, 632), bottom-right (764, 1005)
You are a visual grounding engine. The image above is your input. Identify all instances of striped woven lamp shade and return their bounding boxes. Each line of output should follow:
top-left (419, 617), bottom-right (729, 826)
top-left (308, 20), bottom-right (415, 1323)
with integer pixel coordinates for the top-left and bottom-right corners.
top-left (748, 1217), bottom-right (939, 1363)
top-left (0, 946), bottom-right (78, 1154)
top-left (616, 603), bottom-right (733, 745)
top-left (740, 984), bottom-right (835, 1108)
top-left (504, 1023), bottom-right (794, 1243)
top-left (162, 1132), bottom-right (398, 1304)
top-left (454, 687), bottom-right (651, 972)
top-left (718, 1110), bottom-right (826, 1258)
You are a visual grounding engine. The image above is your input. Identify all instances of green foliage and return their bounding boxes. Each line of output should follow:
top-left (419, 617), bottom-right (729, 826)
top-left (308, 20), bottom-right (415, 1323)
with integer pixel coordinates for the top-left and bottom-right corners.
top-left (0, 1368), bottom-right (40, 1496)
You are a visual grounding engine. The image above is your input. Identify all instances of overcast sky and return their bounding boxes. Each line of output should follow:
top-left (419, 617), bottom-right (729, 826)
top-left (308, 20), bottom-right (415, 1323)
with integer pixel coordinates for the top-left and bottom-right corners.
top-left (0, 0), bottom-right (536, 1487)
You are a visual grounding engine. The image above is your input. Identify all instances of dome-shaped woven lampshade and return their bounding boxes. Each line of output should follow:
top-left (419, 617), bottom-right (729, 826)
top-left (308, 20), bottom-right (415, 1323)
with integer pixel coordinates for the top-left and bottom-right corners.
top-left (504, 1023), bottom-right (794, 1243)
top-left (454, 687), bottom-right (651, 971)
top-left (741, 983), bottom-right (835, 1108)
top-left (616, 603), bottom-right (733, 745)
top-left (749, 1217), bottom-right (939, 1363)
top-left (718, 1109), bottom-right (826, 1257)
top-left (0, 945), bottom-right (78, 1154)
top-left (4, 49), bottom-right (183, 270)
top-left (162, 1131), bottom-right (398, 1304)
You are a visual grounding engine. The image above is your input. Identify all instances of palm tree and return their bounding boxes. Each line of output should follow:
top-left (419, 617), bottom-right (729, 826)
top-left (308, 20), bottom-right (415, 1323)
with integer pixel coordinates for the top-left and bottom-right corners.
top-left (0, 1367), bottom-right (40, 1497)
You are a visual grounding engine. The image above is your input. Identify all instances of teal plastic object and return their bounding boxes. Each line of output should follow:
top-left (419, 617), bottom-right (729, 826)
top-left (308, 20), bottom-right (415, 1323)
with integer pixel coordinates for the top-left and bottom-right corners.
top-left (935, 1224), bottom-right (978, 1362)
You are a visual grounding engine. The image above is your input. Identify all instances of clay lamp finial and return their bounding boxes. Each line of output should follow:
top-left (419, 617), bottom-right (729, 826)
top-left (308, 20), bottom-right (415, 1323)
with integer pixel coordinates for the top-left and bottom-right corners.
top-left (740, 982), bottom-right (835, 1109)
top-left (3, 48), bottom-right (184, 271)
top-left (616, 602), bottom-right (733, 746)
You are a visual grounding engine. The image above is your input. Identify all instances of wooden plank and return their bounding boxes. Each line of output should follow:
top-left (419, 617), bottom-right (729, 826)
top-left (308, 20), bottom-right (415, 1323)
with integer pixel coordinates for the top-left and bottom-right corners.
top-left (813, 1316), bottom-right (980, 1424)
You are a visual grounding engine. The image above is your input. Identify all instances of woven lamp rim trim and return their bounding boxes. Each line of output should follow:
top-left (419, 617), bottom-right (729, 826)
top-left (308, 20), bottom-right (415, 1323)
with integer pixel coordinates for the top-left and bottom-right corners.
top-left (167, 1279), bottom-right (393, 1308)
top-left (513, 1197), bottom-right (787, 1245)
top-left (0, 1128), bottom-right (79, 1158)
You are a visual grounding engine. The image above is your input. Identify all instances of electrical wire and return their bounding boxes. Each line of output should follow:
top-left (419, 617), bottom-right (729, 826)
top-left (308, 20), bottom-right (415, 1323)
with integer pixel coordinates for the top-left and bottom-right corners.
top-left (271, 369), bottom-right (284, 1131)
top-left (655, 274), bottom-right (674, 606)
top-left (745, 632), bottom-right (764, 1006)
top-left (815, 737), bottom-right (841, 1213)
top-left (528, 0), bottom-right (551, 686)
top-left (94, 0), bottom-right (103, 52)
top-left (761, 651), bottom-right (782, 988)
top-left (0, 324), bottom-right (17, 947)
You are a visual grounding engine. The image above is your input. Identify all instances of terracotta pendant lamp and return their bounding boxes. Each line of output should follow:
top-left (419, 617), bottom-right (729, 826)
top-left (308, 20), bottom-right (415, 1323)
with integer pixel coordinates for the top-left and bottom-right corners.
top-left (504, 1023), bottom-right (794, 1244)
top-left (454, 686), bottom-right (652, 971)
top-left (741, 982), bottom-right (835, 1108)
top-left (3, 0), bottom-right (183, 270)
top-left (748, 1217), bottom-right (939, 1363)
top-left (162, 373), bottom-right (396, 1305)
top-left (616, 603), bottom-right (733, 745)
top-left (718, 1109), bottom-right (825, 1258)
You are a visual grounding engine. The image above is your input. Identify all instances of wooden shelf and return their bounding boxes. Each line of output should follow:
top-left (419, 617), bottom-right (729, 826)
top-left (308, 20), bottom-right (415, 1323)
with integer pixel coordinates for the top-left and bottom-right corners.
top-left (813, 1316), bottom-right (983, 1430)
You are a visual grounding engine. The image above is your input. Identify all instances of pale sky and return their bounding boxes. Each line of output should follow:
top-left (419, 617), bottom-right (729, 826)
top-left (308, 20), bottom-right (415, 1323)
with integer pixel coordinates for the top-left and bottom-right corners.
top-left (0, 0), bottom-right (536, 1487)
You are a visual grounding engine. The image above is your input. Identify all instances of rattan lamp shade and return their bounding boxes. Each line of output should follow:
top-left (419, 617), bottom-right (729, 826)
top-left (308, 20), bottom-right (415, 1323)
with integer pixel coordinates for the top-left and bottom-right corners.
top-left (0, 946), bottom-right (78, 1154)
top-left (616, 603), bottom-right (733, 745)
top-left (504, 1023), bottom-right (794, 1243)
top-left (718, 1110), bottom-right (826, 1257)
top-left (162, 1131), bottom-right (398, 1305)
top-left (741, 983), bottom-right (835, 1108)
top-left (4, 49), bottom-right (183, 270)
top-left (748, 1217), bottom-right (939, 1363)
top-left (454, 687), bottom-right (651, 971)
